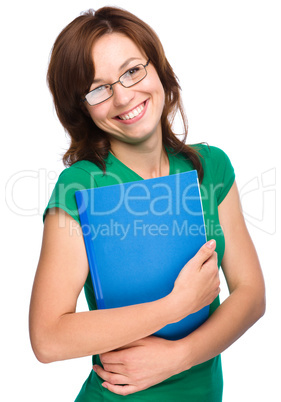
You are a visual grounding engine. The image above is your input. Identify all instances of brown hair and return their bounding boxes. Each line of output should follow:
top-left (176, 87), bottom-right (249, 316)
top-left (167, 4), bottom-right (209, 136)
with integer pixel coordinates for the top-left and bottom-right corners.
top-left (47, 7), bottom-right (204, 181)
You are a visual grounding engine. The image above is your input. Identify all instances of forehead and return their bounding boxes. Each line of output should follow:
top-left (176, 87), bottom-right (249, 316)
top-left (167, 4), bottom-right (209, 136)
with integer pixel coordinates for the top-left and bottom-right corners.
top-left (91, 33), bottom-right (145, 72)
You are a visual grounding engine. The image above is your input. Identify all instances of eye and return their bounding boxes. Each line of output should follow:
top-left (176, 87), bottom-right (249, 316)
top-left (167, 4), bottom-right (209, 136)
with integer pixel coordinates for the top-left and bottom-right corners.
top-left (124, 66), bottom-right (141, 78)
top-left (85, 84), bottom-right (111, 104)
top-left (92, 84), bottom-right (110, 93)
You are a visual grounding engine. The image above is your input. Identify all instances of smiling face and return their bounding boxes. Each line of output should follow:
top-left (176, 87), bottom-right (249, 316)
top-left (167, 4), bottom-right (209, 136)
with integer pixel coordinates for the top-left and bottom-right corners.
top-left (85, 33), bottom-right (165, 148)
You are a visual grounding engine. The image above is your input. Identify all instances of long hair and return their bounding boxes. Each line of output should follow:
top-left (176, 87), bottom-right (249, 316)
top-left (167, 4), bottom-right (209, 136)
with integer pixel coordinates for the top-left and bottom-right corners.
top-left (47, 7), bottom-right (204, 181)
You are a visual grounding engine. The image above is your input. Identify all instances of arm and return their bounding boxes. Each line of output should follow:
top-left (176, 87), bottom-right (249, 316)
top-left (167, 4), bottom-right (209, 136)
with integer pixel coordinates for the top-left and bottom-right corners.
top-left (29, 208), bottom-right (171, 363)
top-left (177, 181), bottom-right (265, 368)
top-left (95, 181), bottom-right (266, 395)
top-left (29, 208), bottom-right (219, 363)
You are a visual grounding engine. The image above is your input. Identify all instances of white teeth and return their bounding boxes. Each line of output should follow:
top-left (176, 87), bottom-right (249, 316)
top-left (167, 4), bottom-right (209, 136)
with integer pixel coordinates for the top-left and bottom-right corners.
top-left (118, 103), bottom-right (145, 120)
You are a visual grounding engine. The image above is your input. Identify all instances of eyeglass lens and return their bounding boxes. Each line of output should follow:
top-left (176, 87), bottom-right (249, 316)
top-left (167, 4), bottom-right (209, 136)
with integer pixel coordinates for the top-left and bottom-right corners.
top-left (85, 63), bottom-right (147, 106)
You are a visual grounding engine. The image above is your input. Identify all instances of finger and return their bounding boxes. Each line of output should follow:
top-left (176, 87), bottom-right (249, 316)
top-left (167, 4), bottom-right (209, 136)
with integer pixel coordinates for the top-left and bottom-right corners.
top-left (100, 343), bottom-right (143, 364)
top-left (102, 363), bottom-right (126, 375)
top-left (202, 251), bottom-right (218, 269)
top-left (93, 365), bottom-right (128, 385)
top-left (192, 240), bottom-right (216, 268)
top-left (100, 350), bottom-right (125, 365)
top-left (102, 382), bottom-right (138, 396)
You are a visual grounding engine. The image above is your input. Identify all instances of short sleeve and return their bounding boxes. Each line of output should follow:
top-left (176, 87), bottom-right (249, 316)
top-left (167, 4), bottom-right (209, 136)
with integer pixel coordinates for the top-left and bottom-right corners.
top-left (43, 165), bottom-right (96, 224)
top-left (195, 144), bottom-right (235, 205)
top-left (208, 146), bottom-right (235, 204)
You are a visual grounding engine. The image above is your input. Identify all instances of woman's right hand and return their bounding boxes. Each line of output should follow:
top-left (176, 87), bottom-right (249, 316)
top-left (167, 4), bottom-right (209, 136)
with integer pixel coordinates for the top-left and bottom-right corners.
top-left (169, 240), bottom-right (220, 323)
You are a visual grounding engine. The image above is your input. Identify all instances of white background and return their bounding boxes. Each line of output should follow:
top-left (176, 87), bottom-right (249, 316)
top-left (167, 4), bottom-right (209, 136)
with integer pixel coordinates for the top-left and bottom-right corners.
top-left (2, 0), bottom-right (280, 400)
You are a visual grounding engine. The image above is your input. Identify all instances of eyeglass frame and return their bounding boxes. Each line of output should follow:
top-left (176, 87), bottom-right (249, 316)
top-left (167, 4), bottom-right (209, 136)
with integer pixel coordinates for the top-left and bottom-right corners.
top-left (82, 59), bottom-right (150, 106)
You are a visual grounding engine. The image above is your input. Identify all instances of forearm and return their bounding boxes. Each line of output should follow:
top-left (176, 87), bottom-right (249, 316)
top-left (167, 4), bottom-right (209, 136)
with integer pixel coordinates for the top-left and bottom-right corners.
top-left (33, 296), bottom-right (172, 363)
top-left (176, 285), bottom-right (265, 370)
top-left (32, 240), bottom-right (219, 365)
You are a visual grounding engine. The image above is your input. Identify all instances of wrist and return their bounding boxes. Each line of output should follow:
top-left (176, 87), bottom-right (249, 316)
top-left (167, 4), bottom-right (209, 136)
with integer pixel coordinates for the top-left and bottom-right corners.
top-left (164, 292), bottom-right (193, 325)
top-left (172, 337), bottom-right (194, 373)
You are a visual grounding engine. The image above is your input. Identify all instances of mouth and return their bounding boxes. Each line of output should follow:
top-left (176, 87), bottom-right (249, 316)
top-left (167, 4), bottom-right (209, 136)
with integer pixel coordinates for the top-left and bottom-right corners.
top-left (113, 100), bottom-right (148, 123)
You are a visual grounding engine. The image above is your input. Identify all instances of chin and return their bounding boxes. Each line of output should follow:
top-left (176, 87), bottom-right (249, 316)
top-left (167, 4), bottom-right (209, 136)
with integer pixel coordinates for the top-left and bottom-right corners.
top-left (113, 130), bottom-right (157, 146)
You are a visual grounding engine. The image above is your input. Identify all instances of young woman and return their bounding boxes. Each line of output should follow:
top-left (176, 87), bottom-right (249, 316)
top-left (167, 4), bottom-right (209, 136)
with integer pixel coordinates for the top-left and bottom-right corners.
top-left (29, 7), bottom-right (265, 401)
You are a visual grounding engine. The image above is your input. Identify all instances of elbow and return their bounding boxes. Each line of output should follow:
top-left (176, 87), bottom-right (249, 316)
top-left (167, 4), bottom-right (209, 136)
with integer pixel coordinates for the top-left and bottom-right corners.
top-left (30, 328), bottom-right (59, 364)
top-left (33, 347), bottom-right (55, 365)
top-left (254, 288), bottom-right (266, 322)
top-left (258, 293), bottom-right (266, 319)
top-left (31, 339), bottom-right (55, 364)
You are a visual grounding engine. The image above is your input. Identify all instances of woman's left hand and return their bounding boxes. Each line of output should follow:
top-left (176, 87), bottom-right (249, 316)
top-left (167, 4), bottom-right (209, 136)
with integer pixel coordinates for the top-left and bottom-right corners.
top-left (93, 335), bottom-right (188, 396)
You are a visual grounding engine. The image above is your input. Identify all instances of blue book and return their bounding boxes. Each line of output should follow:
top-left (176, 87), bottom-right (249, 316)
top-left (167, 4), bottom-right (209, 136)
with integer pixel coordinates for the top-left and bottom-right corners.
top-left (75, 170), bottom-right (209, 340)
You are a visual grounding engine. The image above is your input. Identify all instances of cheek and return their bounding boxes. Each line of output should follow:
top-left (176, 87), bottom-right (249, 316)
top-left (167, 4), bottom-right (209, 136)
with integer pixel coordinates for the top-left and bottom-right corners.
top-left (148, 78), bottom-right (165, 110)
top-left (148, 77), bottom-right (165, 108)
top-left (87, 105), bottom-right (109, 126)
top-left (146, 68), bottom-right (165, 94)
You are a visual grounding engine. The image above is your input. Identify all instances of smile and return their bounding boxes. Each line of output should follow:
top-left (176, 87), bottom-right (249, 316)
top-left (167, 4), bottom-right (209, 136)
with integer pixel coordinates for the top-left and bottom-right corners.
top-left (114, 100), bottom-right (148, 124)
top-left (118, 102), bottom-right (145, 120)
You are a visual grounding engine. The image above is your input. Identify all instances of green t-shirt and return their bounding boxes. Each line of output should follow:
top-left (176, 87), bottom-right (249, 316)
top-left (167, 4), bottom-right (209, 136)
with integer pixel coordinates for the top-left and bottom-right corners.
top-left (43, 144), bottom-right (235, 401)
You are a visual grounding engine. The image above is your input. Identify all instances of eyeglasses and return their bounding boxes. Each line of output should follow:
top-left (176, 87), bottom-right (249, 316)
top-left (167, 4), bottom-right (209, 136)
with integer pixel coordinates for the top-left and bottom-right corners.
top-left (83, 59), bottom-right (150, 106)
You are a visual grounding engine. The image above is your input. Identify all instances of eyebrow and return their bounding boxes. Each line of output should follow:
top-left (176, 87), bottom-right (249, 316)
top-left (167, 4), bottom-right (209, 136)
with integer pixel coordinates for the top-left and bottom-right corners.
top-left (92, 57), bottom-right (143, 84)
top-left (119, 57), bottom-right (142, 71)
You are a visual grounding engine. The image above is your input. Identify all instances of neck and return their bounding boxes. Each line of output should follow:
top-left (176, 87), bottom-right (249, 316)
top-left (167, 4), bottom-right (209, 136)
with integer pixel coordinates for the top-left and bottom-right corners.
top-left (110, 137), bottom-right (169, 180)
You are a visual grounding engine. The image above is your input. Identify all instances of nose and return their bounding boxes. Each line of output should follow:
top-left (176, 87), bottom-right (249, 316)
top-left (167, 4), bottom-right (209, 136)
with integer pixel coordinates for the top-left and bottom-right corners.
top-left (112, 82), bottom-right (135, 107)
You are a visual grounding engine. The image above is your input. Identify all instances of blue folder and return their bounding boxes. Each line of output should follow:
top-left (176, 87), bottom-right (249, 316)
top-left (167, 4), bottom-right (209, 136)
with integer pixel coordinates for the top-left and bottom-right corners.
top-left (75, 170), bottom-right (209, 340)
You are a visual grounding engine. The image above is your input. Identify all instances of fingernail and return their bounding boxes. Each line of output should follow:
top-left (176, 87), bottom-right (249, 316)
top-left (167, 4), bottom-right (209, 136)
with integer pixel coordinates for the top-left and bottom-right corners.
top-left (102, 383), bottom-right (108, 389)
top-left (206, 240), bottom-right (216, 249)
top-left (93, 365), bottom-right (97, 372)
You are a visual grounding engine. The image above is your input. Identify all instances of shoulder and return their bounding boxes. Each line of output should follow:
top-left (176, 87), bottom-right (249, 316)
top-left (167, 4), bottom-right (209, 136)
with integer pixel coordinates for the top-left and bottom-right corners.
top-left (43, 160), bottom-right (103, 224)
top-left (57, 160), bottom-right (103, 183)
top-left (191, 143), bottom-right (234, 174)
top-left (190, 143), bottom-right (235, 205)
top-left (190, 143), bottom-right (231, 163)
